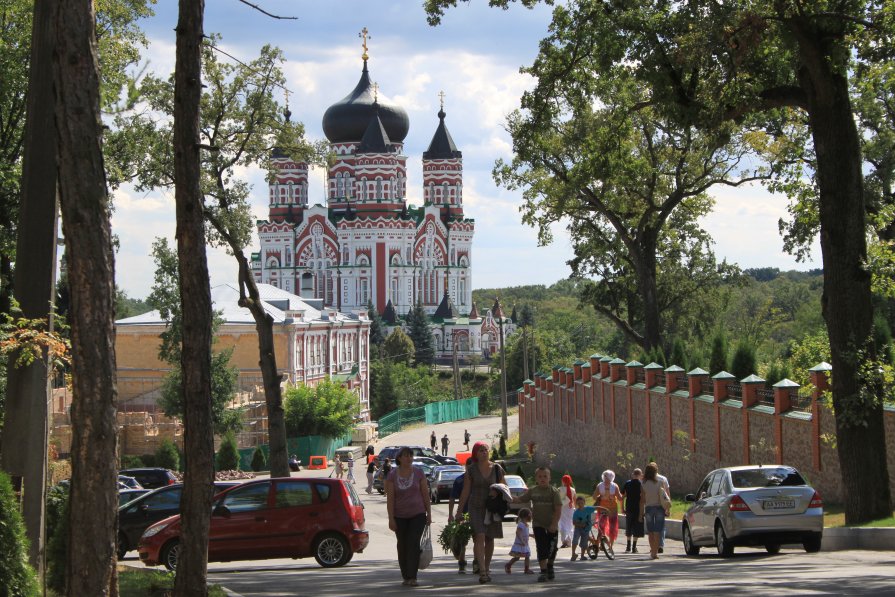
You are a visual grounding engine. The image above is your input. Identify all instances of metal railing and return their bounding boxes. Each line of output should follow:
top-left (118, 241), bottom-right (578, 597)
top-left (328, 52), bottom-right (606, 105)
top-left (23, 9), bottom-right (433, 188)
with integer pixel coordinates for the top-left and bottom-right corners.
top-left (700, 378), bottom-right (714, 396)
top-left (726, 383), bottom-right (742, 399)
top-left (756, 388), bottom-right (776, 407)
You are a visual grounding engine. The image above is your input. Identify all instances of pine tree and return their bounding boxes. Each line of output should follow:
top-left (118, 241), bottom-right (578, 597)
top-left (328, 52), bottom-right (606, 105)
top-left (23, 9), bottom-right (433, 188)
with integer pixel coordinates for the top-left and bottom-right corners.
top-left (251, 447), bottom-right (267, 472)
top-left (216, 432), bottom-right (241, 471)
top-left (367, 300), bottom-right (386, 348)
top-left (155, 438), bottom-right (180, 471)
top-left (0, 471), bottom-right (39, 596)
top-left (709, 331), bottom-right (729, 374)
top-left (405, 301), bottom-right (435, 366)
top-left (669, 339), bottom-right (686, 368)
top-left (731, 343), bottom-right (757, 381)
top-left (382, 327), bottom-right (415, 366)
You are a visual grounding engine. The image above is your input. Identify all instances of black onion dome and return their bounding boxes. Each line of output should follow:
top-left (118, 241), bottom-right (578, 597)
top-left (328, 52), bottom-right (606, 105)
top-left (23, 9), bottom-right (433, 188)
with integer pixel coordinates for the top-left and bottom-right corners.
top-left (322, 61), bottom-right (409, 144)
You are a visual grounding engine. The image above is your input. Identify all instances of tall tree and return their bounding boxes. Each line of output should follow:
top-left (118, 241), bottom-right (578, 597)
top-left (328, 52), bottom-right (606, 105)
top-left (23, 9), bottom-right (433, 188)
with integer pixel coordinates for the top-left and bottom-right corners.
top-left (367, 300), bottom-right (386, 349)
top-left (54, 0), bottom-right (120, 593)
top-left (112, 42), bottom-right (316, 480)
top-left (497, 76), bottom-right (752, 352)
top-left (427, 0), bottom-right (894, 525)
top-left (405, 302), bottom-right (435, 366)
top-left (172, 0), bottom-right (214, 594)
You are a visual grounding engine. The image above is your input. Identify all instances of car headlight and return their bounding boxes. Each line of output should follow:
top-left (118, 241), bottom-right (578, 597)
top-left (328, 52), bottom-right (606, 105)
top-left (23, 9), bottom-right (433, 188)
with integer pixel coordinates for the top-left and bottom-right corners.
top-left (141, 523), bottom-right (169, 539)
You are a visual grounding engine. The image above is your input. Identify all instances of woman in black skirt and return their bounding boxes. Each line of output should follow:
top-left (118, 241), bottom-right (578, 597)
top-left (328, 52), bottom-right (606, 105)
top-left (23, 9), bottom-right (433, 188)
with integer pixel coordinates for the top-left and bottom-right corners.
top-left (621, 468), bottom-right (645, 552)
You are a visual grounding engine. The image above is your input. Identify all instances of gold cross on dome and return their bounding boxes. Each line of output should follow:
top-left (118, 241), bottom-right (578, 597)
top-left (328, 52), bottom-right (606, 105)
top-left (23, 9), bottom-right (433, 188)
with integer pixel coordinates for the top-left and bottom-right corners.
top-left (359, 27), bottom-right (370, 61)
top-left (438, 90), bottom-right (445, 111)
top-left (372, 82), bottom-right (379, 102)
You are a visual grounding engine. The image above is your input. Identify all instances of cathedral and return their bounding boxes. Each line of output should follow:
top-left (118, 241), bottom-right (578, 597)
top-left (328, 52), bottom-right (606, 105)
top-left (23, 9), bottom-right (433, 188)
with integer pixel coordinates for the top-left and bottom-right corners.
top-left (252, 35), bottom-right (494, 359)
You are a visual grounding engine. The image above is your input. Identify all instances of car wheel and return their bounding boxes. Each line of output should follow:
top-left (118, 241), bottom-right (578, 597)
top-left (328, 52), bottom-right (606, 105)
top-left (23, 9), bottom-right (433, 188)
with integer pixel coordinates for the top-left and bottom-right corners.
top-left (682, 524), bottom-right (701, 556)
top-left (161, 539), bottom-right (180, 571)
top-left (765, 543), bottom-right (781, 555)
top-left (715, 524), bottom-right (734, 558)
top-left (117, 533), bottom-right (128, 560)
top-left (803, 533), bottom-right (822, 553)
top-left (314, 533), bottom-right (352, 568)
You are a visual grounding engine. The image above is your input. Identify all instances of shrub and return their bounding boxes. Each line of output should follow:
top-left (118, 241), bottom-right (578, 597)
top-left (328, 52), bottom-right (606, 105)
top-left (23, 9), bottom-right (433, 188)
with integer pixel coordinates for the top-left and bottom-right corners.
top-left (250, 447), bottom-right (267, 472)
top-left (216, 432), bottom-right (240, 471)
top-left (731, 343), bottom-right (757, 380)
top-left (121, 455), bottom-right (144, 469)
top-left (139, 453), bottom-right (157, 467)
top-left (709, 331), bottom-right (729, 374)
top-left (669, 338), bottom-right (686, 368)
top-left (46, 484), bottom-right (69, 594)
top-left (0, 471), bottom-right (39, 596)
top-left (154, 439), bottom-right (180, 471)
top-left (498, 435), bottom-right (507, 458)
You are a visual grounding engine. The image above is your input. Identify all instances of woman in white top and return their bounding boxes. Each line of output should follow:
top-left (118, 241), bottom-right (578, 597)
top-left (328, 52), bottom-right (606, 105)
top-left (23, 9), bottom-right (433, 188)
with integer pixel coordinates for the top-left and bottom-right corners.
top-left (558, 475), bottom-right (576, 547)
top-left (639, 462), bottom-right (669, 559)
top-left (592, 469), bottom-right (621, 546)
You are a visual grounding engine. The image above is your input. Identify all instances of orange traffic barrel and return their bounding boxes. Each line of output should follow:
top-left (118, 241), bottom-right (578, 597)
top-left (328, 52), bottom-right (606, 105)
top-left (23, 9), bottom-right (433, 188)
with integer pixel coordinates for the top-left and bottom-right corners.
top-left (308, 455), bottom-right (327, 470)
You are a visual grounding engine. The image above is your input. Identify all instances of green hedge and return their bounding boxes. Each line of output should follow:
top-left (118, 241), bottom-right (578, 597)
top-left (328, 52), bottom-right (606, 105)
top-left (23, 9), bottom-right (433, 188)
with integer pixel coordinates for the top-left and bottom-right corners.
top-left (0, 471), bottom-right (39, 597)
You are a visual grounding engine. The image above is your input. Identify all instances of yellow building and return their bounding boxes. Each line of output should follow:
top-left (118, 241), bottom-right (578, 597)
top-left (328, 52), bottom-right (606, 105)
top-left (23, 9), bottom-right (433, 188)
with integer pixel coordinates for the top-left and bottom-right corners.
top-left (115, 283), bottom-right (371, 420)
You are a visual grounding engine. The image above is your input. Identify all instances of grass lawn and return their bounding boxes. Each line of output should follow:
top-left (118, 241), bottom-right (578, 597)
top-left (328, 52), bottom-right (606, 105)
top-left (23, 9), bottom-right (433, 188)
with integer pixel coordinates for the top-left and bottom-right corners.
top-left (118, 567), bottom-right (228, 597)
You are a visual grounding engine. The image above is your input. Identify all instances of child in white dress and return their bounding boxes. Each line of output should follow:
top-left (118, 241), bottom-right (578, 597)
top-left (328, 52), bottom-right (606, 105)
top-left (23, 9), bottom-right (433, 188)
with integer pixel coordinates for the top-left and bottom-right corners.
top-left (505, 508), bottom-right (534, 574)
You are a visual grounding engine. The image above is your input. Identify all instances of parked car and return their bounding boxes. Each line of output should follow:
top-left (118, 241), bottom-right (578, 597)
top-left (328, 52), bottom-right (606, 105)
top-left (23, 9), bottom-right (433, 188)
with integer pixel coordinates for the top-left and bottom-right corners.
top-left (138, 478), bottom-right (368, 570)
top-left (377, 446), bottom-right (458, 466)
top-left (118, 488), bottom-right (151, 508)
top-left (681, 465), bottom-right (823, 557)
top-left (413, 456), bottom-right (442, 468)
top-left (118, 475), bottom-right (143, 490)
top-left (117, 481), bottom-right (241, 559)
top-left (504, 475), bottom-right (530, 514)
top-left (429, 467), bottom-right (465, 503)
top-left (118, 468), bottom-right (178, 489)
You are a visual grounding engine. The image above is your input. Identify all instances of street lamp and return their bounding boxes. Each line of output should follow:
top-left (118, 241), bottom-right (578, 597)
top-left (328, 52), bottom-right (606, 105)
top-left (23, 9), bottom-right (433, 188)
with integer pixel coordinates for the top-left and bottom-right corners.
top-left (492, 297), bottom-right (508, 440)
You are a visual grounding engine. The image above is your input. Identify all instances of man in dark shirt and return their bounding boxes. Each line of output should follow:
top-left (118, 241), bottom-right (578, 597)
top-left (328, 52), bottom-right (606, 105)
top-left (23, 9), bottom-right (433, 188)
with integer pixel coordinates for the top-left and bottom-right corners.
top-left (441, 434), bottom-right (450, 456)
top-left (621, 468), bottom-right (645, 553)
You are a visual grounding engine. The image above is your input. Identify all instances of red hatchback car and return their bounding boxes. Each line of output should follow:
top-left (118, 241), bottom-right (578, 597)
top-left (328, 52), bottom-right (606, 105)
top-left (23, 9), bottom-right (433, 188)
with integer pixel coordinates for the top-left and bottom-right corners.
top-left (138, 477), bottom-right (368, 570)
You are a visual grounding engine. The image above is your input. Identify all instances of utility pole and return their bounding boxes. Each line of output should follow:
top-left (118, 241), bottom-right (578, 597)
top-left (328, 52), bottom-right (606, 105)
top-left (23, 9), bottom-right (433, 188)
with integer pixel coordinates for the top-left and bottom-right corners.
top-left (492, 297), bottom-right (508, 439)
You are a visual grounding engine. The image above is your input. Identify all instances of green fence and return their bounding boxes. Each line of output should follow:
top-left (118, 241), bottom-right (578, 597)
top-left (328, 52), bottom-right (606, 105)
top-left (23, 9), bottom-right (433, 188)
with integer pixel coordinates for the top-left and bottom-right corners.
top-left (378, 397), bottom-right (479, 437)
top-left (238, 431), bottom-right (352, 471)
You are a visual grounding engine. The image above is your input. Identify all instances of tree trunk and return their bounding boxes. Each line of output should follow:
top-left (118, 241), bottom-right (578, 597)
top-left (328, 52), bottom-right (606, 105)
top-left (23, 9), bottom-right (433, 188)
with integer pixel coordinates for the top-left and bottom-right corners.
top-left (798, 32), bottom-right (892, 523)
top-left (53, 1), bottom-right (119, 594)
top-left (0, 0), bottom-right (59, 582)
top-left (173, 1), bottom-right (214, 595)
top-left (235, 252), bottom-right (289, 479)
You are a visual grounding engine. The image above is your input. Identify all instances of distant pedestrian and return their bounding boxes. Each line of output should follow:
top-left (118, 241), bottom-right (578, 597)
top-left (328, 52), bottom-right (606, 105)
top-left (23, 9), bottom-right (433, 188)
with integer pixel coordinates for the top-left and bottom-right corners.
top-left (512, 466), bottom-right (562, 583)
top-left (593, 469), bottom-right (621, 547)
top-left (431, 431), bottom-right (437, 450)
top-left (464, 429), bottom-right (471, 450)
top-left (558, 475), bottom-right (576, 548)
top-left (366, 457), bottom-right (377, 494)
top-left (441, 434), bottom-right (451, 457)
top-left (640, 463), bottom-right (669, 560)
top-left (365, 444), bottom-right (375, 461)
top-left (386, 446), bottom-right (432, 587)
top-left (333, 454), bottom-right (343, 479)
top-left (651, 461), bottom-right (671, 553)
top-left (346, 453), bottom-right (356, 484)
top-left (505, 508), bottom-right (534, 574)
top-left (621, 468), bottom-right (645, 553)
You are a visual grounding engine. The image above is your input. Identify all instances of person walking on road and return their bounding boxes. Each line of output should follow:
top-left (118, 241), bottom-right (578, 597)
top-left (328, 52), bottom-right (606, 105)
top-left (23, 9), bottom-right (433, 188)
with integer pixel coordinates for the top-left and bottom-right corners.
top-left (441, 434), bottom-right (451, 457)
top-left (651, 461), bottom-right (671, 553)
top-left (640, 462), bottom-right (669, 560)
top-left (431, 431), bottom-right (437, 450)
top-left (593, 469), bottom-right (621, 548)
top-left (366, 456), bottom-right (377, 494)
top-left (386, 446), bottom-right (432, 587)
top-left (513, 466), bottom-right (562, 583)
top-left (558, 475), bottom-right (576, 548)
top-left (457, 441), bottom-right (506, 584)
top-left (346, 453), bottom-right (356, 484)
top-left (464, 429), bottom-right (471, 450)
top-left (621, 468), bottom-right (644, 553)
top-left (333, 454), bottom-right (343, 480)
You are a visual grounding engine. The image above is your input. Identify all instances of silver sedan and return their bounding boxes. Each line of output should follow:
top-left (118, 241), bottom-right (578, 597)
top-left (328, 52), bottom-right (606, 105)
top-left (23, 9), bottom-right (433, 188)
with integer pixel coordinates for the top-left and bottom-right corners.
top-left (681, 465), bottom-right (823, 557)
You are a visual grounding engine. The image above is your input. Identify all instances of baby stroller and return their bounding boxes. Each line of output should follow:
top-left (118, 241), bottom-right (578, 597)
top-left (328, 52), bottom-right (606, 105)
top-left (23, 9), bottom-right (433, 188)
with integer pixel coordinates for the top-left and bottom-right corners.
top-left (586, 506), bottom-right (616, 560)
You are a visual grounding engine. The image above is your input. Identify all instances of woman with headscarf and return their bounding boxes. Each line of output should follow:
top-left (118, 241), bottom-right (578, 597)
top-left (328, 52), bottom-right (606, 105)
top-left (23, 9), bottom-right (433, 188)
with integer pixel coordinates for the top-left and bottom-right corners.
top-left (457, 441), bottom-right (505, 584)
top-left (557, 474), bottom-right (576, 548)
top-left (593, 469), bottom-right (621, 547)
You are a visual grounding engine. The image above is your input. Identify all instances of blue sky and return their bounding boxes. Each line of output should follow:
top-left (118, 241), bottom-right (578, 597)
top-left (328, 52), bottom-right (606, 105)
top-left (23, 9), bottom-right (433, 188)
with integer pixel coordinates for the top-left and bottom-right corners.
top-left (111, 0), bottom-right (820, 299)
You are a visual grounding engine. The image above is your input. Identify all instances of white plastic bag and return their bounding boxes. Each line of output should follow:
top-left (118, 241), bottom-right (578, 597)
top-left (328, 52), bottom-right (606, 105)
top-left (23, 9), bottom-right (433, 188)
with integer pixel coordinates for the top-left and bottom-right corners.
top-left (418, 524), bottom-right (433, 569)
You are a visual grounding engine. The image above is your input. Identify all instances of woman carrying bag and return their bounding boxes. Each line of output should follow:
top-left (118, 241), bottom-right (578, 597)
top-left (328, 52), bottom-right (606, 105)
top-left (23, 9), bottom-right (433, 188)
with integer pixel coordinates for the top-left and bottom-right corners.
top-left (386, 446), bottom-right (432, 587)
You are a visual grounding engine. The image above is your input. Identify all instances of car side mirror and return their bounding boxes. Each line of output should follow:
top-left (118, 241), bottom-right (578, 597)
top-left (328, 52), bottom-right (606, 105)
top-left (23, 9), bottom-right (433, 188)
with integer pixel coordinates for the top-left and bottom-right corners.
top-left (685, 494), bottom-right (697, 502)
top-left (213, 504), bottom-right (231, 518)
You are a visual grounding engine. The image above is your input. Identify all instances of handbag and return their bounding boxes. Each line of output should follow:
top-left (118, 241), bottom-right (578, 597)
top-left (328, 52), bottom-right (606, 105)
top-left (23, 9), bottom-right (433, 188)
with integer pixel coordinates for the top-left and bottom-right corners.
top-left (659, 487), bottom-right (672, 511)
top-left (418, 525), bottom-right (433, 569)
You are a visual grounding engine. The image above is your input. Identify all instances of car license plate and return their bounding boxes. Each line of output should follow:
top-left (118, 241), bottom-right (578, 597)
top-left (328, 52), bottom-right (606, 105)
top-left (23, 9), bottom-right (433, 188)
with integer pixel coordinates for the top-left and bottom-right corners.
top-left (762, 499), bottom-right (795, 510)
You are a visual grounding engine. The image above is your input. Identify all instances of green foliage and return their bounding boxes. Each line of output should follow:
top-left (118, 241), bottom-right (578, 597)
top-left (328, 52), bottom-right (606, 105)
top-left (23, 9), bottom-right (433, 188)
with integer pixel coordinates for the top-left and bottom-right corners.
top-left (490, 447), bottom-right (500, 462)
top-left (764, 360), bottom-right (791, 386)
top-left (138, 453), bottom-right (157, 468)
top-left (121, 455), bottom-right (144, 469)
top-left (146, 237), bottom-right (182, 364)
top-left (250, 447), bottom-right (267, 472)
top-left (709, 331), bottom-right (729, 374)
top-left (283, 380), bottom-right (359, 438)
top-left (216, 432), bottom-right (240, 472)
top-left (45, 483), bottom-right (69, 593)
top-left (0, 471), bottom-right (39, 596)
top-left (405, 302), bottom-right (435, 365)
top-left (154, 438), bottom-right (180, 472)
top-left (382, 327), bottom-right (414, 366)
top-left (731, 343), bottom-right (757, 381)
top-left (669, 339), bottom-right (687, 368)
top-left (367, 301), bottom-right (386, 347)
top-left (159, 348), bottom-right (242, 437)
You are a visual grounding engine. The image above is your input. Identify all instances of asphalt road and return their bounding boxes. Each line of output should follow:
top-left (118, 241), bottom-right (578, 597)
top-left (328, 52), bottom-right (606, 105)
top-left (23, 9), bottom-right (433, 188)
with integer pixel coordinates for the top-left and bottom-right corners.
top-left (126, 415), bottom-right (895, 595)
